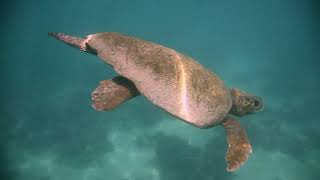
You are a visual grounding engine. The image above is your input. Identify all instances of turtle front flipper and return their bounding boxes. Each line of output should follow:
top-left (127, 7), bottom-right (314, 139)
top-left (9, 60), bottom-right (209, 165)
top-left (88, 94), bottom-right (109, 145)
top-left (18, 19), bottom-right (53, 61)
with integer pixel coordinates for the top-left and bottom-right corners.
top-left (221, 116), bottom-right (252, 172)
top-left (91, 76), bottom-right (140, 111)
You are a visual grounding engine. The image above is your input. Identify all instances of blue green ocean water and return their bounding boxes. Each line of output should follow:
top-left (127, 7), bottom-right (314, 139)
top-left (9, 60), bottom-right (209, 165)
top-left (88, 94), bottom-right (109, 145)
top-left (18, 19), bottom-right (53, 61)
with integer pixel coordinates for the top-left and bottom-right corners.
top-left (1, 0), bottom-right (320, 179)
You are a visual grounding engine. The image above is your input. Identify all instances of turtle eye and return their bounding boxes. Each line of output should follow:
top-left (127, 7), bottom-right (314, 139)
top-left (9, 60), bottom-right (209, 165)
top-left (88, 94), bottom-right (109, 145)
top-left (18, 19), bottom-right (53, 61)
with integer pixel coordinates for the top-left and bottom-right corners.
top-left (254, 100), bottom-right (260, 107)
top-left (252, 97), bottom-right (264, 112)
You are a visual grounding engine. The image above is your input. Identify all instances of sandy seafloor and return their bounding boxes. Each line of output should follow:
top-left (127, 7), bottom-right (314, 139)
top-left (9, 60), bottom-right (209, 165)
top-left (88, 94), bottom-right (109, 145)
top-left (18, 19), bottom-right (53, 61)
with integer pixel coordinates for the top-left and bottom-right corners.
top-left (1, 0), bottom-right (320, 180)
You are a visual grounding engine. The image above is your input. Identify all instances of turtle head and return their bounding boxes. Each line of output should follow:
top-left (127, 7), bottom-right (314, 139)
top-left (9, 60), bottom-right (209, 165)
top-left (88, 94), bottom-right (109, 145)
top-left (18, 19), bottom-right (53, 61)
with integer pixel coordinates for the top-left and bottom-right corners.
top-left (229, 88), bottom-right (264, 116)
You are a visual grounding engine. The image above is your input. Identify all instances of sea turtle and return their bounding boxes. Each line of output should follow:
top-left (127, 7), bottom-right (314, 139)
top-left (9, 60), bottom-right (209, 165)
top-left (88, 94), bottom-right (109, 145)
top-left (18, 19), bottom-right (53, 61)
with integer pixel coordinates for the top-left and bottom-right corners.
top-left (49, 32), bottom-right (264, 172)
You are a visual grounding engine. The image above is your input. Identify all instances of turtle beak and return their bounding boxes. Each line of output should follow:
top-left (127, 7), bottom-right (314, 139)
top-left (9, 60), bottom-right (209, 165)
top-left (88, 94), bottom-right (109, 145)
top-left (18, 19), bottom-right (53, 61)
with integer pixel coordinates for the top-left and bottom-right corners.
top-left (48, 32), bottom-right (96, 54)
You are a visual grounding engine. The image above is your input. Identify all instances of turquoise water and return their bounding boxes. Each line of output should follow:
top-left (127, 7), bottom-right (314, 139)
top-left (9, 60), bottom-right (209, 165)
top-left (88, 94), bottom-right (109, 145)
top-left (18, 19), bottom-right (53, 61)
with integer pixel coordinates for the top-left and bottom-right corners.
top-left (1, 0), bottom-right (320, 179)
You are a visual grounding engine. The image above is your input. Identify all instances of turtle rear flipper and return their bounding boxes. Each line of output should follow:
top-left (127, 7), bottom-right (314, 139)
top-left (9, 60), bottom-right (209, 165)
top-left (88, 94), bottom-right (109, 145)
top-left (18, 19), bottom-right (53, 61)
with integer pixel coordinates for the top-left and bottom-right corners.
top-left (48, 32), bottom-right (97, 54)
top-left (91, 76), bottom-right (140, 111)
top-left (221, 116), bottom-right (252, 172)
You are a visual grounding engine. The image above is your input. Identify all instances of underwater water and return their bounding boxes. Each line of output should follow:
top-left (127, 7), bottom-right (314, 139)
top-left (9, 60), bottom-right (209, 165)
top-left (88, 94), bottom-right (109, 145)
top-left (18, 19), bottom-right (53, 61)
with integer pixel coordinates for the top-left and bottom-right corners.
top-left (1, 0), bottom-right (320, 179)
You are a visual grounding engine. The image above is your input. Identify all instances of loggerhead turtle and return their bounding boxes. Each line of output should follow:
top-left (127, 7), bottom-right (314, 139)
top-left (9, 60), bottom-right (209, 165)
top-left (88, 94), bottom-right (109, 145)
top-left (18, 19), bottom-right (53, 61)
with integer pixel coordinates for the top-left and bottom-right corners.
top-left (49, 32), bottom-right (264, 172)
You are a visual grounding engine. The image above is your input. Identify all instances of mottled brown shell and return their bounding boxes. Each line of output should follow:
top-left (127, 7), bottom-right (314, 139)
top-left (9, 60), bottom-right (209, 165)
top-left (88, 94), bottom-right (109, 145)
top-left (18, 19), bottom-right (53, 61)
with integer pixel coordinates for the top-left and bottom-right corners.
top-left (86, 32), bottom-right (232, 128)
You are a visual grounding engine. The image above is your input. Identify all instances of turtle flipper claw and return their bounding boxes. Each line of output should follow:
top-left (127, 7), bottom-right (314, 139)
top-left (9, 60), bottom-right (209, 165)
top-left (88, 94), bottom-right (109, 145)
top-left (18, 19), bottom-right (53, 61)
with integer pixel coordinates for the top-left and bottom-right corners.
top-left (222, 116), bottom-right (252, 172)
